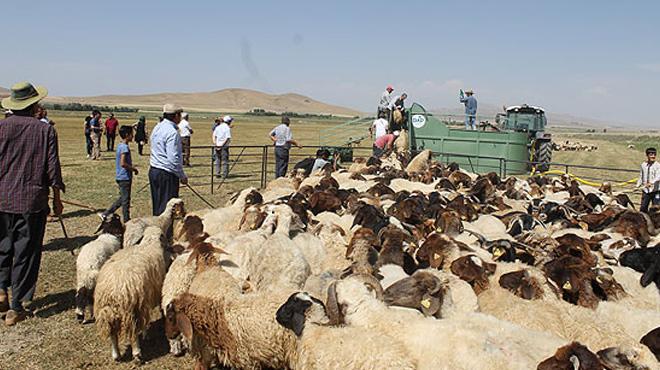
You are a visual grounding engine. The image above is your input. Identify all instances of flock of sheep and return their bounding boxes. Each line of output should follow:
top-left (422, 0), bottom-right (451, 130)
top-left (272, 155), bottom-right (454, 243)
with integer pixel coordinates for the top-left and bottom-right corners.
top-left (73, 149), bottom-right (660, 369)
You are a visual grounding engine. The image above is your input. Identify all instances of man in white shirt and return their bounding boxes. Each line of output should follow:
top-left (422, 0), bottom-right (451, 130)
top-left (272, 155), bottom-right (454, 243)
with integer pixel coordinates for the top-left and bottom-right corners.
top-left (179, 112), bottom-right (193, 167)
top-left (213, 115), bottom-right (232, 178)
top-left (369, 111), bottom-right (389, 155)
top-left (269, 116), bottom-right (301, 178)
top-left (637, 147), bottom-right (660, 212)
top-left (378, 85), bottom-right (394, 117)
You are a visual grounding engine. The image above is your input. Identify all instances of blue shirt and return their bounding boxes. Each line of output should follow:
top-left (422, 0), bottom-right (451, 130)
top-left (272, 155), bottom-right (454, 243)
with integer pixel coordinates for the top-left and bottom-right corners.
top-left (150, 119), bottom-right (186, 179)
top-left (460, 95), bottom-right (478, 116)
top-left (115, 143), bottom-right (132, 181)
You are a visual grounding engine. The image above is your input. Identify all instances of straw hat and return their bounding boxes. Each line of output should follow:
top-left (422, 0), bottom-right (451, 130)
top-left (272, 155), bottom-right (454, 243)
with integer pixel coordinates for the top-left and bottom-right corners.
top-left (1, 82), bottom-right (48, 110)
top-left (163, 103), bottom-right (183, 114)
top-left (465, 89), bottom-right (474, 94)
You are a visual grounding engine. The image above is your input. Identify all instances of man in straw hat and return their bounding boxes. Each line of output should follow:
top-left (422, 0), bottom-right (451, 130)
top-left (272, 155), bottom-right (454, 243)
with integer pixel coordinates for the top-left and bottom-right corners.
top-left (459, 89), bottom-right (478, 130)
top-left (149, 103), bottom-right (187, 216)
top-left (0, 82), bottom-right (65, 326)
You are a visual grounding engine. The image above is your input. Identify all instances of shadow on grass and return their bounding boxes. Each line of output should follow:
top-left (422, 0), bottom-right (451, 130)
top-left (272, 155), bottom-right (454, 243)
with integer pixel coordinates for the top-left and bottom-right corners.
top-left (62, 209), bottom-right (99, 219)
top-left (44, 235), bottom-right (95, 253)
top-left (31, 288), bottom-right (75, 319)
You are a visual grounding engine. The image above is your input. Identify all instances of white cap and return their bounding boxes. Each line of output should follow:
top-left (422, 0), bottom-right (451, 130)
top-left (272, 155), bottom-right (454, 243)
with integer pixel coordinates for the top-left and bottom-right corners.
top-left (223, 115), bottom-right (233, 123)
top-left (163, 103), bottom-right (183, 114)
top-left (4, 109), bottom-right (12, 114)
top-left (393, 130), bottom-right (400, 136)
top-left (181, 112), bottom-right (189, 118)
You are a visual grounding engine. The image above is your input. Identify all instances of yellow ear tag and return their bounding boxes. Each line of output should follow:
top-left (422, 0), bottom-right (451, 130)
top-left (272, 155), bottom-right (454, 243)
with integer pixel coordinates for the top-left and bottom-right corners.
top-left (493, 247), bottom-right (504, 258)
top-left (436, 227), bottom-right (443, 233)
top-left (562, 281), bottom-right (572, 290)
top-left (433, 253), bottom-right (441, 260)
top-left (595, 276), bottom-right (603, 284)
top-left (421, 299), bottom-right (431, 309)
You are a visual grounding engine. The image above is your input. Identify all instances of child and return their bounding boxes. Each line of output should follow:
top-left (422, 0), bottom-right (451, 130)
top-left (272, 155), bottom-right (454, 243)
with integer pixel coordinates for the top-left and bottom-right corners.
top-left (100, 125), bottom-right (138, 222)
top-left (637, 147), bottom-right (660, 213)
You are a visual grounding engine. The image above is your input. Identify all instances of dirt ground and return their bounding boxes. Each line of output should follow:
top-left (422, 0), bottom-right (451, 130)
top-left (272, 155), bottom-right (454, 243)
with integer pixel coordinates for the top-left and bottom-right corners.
top-left (0, 111), bottom-right (654, 369)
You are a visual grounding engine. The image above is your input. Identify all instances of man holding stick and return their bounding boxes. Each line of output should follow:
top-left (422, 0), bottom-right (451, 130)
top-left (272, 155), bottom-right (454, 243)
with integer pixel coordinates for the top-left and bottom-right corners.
top-left (0, 82), bottom-right (65, 326)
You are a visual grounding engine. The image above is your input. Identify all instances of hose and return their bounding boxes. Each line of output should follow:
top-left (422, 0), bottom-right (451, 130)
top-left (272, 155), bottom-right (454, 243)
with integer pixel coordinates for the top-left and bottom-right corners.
top-left (531, 169), bottom-right (638, 188)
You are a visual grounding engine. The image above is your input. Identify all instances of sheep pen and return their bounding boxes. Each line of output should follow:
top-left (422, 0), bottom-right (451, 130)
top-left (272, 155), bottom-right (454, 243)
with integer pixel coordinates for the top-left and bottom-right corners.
top-left (2, 111), bottom-right (659, 370)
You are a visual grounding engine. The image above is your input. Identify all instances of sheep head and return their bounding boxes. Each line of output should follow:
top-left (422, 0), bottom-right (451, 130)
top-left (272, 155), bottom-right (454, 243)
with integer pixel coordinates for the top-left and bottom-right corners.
top-left (543, 255), bottom-right (599, 309)
top-left (325, 275), bottom-right (383, 326)
top-left (435, 210), bottom-right (464, 237)
top-left (640, 327), bottom-right (660, 362)
top-left (166, 198), bottom-right (186, 219)
top-left (185, 241), bottom-right (228, 272)
top-left (597, 345), bottom-right (656, 370)
top-left (276, 292), bottom-right (329, 336)
top-left (94, 213), bottom-right (124, 237)
top-left (537, 342), bottom-right (603, 370)
top-left (174, 214), bottom-right (204, 243)
top-left (449, 255), bottom-right (496, 295)
top-left (239, 205), bottom-right (267, 231)
top-left (498, 269), bottom-right (544, 300)
top-left (383, 270), bottom-right (444, 317)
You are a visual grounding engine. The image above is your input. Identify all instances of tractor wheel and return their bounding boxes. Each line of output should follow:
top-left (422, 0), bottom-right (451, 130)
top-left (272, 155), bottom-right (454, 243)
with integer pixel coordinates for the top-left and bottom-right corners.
top-left (535, 141), bottom-right (552, 172)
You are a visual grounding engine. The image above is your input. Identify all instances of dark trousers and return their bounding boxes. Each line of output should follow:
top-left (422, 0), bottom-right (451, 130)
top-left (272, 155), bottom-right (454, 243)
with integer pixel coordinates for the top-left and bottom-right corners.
top-left (182, 137), bottom-right (191, 166)
top-left (106, 133), bottom-right (116, 151)
top-left (0, 210), bottom-right (47, 311)
top-left (85, 133), bottom-right (92, 156)
top-left (215, 146), bottom-right (229, 178)
top-left (138, 142), bottom-right (145, 156)
top-left (275, 146), bottom-right (290, 178)
top-left (149, 167), bottom-right (180, 216)
top-left (640, 191), bottom-right (660, 213)
top-left (103, 180), bottom-right (132, 222)
top-left (373, 145), bottom-right (384, 158)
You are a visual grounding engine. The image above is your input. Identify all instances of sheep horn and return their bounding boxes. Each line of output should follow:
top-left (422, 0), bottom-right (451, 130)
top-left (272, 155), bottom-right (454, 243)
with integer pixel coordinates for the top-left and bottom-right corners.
top-left (325, 281), bottom-right (344, 325)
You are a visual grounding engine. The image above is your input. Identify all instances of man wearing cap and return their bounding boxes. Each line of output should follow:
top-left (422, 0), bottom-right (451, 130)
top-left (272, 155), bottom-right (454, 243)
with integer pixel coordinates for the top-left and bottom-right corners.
top-left (213, 115), bottom-right (233, 178)
top-left (270, 116), bottom-right (301, 178)
top-left (179, 112), bottom-right (193, 167)
top-left (104, 113), bottom-right (119, 151)
top-left (149, 104), bottom-right (187, 216)
top-left (378, 85), bottom-right (394, 119)
top-left (460, 89), bottom-right (478, 130)
top-left (0, 82), bottom-right (65, 325)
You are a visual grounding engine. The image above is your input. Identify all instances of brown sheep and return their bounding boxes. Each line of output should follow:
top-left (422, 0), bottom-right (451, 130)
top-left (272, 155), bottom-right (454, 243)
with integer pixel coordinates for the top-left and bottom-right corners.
top-left (613, 210), bottom-right (653, 247)
top-left (366, 182), bottom-right (395, 197)
top-left (450, 255), bottom-right (496, 294)
top-left (383, 270), bottom-right (445, 317)
top-left (640, 327), bottom-right (660, 361)
top-left (308, 190), bottom-right (342, 215)
top-left (498, 269), bottom-right (544, 300)
top-left (435, 209), bottom-right (464, 237)
top-left (537, 342), bottom-right (603, 370)
top-left (543, 255), bottom-right (599, 309)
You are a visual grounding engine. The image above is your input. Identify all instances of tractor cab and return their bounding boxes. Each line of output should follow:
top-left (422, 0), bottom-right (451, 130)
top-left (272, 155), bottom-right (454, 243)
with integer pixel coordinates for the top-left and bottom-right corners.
top-left (496, 104), bottom-right (547, 134)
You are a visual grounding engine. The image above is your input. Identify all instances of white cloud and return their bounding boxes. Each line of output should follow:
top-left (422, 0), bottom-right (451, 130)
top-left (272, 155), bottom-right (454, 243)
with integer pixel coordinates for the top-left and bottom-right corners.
top-left (636, 63), bottom-right (660, 73)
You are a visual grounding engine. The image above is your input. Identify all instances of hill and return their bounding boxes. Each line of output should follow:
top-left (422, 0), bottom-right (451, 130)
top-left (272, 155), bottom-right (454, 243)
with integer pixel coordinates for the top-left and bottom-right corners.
top-left (0, 86), bottom-right (9, 97)
top-left (47, 88), bottom-right (362, 117)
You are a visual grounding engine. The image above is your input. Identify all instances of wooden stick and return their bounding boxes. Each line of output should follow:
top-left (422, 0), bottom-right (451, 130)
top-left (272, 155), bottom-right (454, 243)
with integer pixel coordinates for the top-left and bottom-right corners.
top-left (185, 183), bottom-right (216, 208)
top-left (48, 197), bottom-right (97, 211)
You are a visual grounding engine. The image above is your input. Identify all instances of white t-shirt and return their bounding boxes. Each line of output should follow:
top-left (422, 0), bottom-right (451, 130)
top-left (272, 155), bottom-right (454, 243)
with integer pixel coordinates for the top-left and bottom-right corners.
top-left (179, 119), bottom-right (192, 137)
top-left (372, 118), bottom-right (388, 139)
top-left (213, 123), bottom-right (231, 146)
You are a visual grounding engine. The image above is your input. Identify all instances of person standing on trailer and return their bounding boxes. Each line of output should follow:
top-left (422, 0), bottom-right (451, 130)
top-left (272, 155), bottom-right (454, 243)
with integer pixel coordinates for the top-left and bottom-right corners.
top-left (378, 85), bottom-right (394, 120)
top-left (270, 116), bottom-right (301, 178)
top-left (370, 111), bottom-right (389, 155)
top-left (637, 147), bottom-right (660, 213)
top-left (460, 89), bottom-right (478, 130)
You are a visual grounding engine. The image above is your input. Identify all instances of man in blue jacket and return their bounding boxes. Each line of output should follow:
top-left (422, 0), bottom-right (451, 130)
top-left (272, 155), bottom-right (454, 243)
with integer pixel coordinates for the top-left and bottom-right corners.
top-left (460, 89), bottom-right (478, 130)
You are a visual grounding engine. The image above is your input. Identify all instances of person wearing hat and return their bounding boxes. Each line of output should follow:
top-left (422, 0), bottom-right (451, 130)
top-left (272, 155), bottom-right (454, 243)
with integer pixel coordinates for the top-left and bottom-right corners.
top-left (149, 104), bottom-right (187, 216)
top-left (89, 110), bottom-right (103, 160)
top-left (179, 112), bottom-right (194, 167)
top-left (104, 112), bottom-right (119, 152)
top-left (133, 116), bottom-right (148, 155)
top-left (378, 85), bottom-right (394, 119)
top-left (637, 147), bottom-right (660, 213)
top-left (460, 89), bottom-right (478, 130)
top-left (0, 82), bottom-right (65, 325)
top-left (213, 115), bottom-right (233, 178)
top-left (269, 116), bottom-right (301, 178)
top-left (3, 110), bottom-right (12, 118)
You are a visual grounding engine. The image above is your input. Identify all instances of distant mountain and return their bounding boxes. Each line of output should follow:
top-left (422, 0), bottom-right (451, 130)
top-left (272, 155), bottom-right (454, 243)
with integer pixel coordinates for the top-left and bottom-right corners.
top-left (47, 88), bottom-right (362, 117)
top-left (0, 87), bottom-right (9, 97)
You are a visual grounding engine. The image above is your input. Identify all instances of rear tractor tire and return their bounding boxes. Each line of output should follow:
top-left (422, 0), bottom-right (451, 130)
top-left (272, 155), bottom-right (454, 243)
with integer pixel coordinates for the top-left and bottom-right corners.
top-left (534, 141), bottom-right (552, 173)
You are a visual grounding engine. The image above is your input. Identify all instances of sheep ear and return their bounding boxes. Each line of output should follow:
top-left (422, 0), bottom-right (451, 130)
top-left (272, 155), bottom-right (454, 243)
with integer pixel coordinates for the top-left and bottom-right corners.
top-left (420, 293), bottom-right (441, 317)
top-left (640, 261), bottom-right (659, 287)
top-left (175, 312), bottom-right (193, 341)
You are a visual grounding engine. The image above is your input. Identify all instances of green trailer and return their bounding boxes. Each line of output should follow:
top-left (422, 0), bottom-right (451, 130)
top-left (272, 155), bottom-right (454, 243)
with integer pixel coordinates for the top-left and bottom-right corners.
top-left (407, 103), bottom-right (532, 174)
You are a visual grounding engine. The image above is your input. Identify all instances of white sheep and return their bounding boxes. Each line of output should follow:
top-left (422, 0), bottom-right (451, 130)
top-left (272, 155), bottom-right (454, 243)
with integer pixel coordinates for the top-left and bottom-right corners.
top-left (94, 226), bottom-right (168, 362)
top-left (276, 292), bottom-right (417, 370)
top-left (123, 198), bottom-right (184, 248)
top-left (405, 149), bottom-right (432, 175)
top-left (75, 214), bottom-right (124, 324)
top-left (200, 187), bottom-right (260, 236)
top-left (329, 276), bottom-right (568, 370)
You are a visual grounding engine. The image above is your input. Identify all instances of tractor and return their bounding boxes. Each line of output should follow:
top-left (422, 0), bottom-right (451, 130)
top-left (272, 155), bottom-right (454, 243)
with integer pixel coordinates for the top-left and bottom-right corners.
top-left (495, 104), bottom-right (552, 172)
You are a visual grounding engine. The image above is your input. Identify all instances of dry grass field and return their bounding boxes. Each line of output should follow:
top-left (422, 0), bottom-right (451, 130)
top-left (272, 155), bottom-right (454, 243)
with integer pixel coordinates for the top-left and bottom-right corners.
top-left (0, 110), bottom-right (655, 369)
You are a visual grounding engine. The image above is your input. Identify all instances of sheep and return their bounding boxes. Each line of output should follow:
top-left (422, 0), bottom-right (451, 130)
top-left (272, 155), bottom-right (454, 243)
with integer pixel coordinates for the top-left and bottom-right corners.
top-left (275, 292), bottom-right (417, 370)
top-left (539, 342), bottom-right (658, 370)
top-left (641, 327), bottom-right (659, 361)
top-left (476, 261), bottom-right (660, 351)
top-left (75, 214), bottom-right (124, 324)
top-left (405, 149), bottom-right (432, 175)
top-left (123, 198), bottom-right (185, 248)
top-left (168, 287), bottom-right (299, 370)
top-left (326, 276), bottom-right (567, 370)
top-left (201, 187), bottom-right (262, 235)
top-left (94, 226), bottom-right (168, 362)
top-left (383, 270), bottom-right (445, 317)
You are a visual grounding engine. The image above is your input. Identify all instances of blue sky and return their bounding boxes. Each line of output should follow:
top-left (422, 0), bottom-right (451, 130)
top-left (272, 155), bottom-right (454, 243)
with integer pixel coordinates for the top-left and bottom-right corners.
top-left (3, 0), bottom-right (659, 125)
